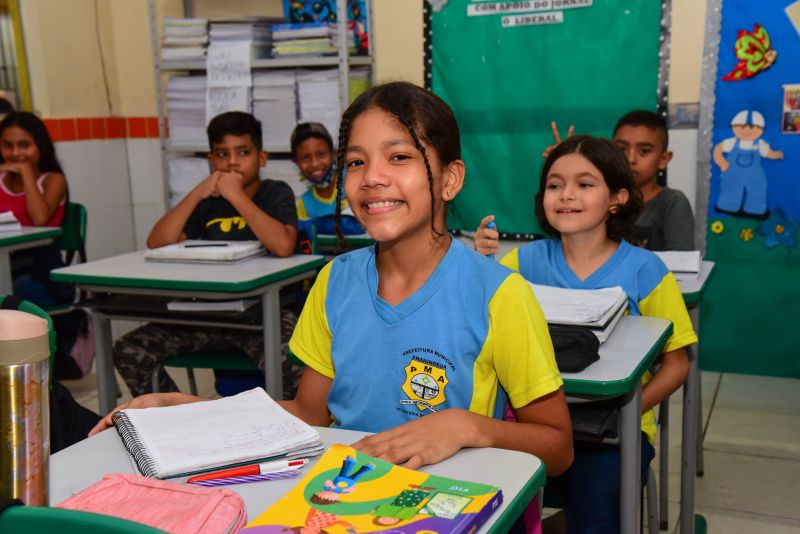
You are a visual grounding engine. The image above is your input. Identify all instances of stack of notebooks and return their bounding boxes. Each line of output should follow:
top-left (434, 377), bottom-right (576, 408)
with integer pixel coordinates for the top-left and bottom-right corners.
top-left (145, 240), bottom-right (265, 264)
top-left (208, 19), bottom-right (275, 60)
top-left (252, 70), bottom-right (297, 150)
top-left (530, 284), bottom-right (628, 343)
top-left (161, 18), bottom-right (208, 61)
top-left (297, 68), bottom-right (341, 139)
top-left (0, 210), bottom-right (21, 232)
top-left (166, 75), bottom-right (208, 148)
top-left (271, 22), bottom-right (354, 57)
top-left (654, 250), bottom-right (702, 280)
top-left (112, 388), bottom-right (323, 479)
top-left (243, 443), bottom-right (502, 533)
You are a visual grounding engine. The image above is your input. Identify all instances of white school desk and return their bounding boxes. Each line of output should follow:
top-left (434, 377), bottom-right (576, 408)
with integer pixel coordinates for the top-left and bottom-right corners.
top-left (560, 315), bottom-right (673, 534)
top-left (0, 226), bottom-right (63, 295)
top-left (51, 251), bottom-right (325, 414)
top-left (50, 426), bottom-right (546, 533)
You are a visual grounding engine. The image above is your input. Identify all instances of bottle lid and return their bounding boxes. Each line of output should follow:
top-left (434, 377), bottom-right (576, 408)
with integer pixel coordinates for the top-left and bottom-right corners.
top-left (0, 310), bottom-right (49, 340)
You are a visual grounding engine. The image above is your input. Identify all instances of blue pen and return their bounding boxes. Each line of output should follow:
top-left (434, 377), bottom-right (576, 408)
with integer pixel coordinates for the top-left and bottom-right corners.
top-left (487, 221), bottom-right (496, 260)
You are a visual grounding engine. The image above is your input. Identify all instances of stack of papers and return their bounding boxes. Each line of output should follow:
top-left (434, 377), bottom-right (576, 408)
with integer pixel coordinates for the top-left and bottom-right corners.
top-left (530, 284), bottom-right (629, 343)
top-left (654, 251), bottom-right (702, 279)
top-left (272, 22), bottom-right (335, 41)
top-left (209, 19), bottom-right (276, 60)
top-left (297, 68), bottom-right (341, 138)
top-left (271, 22), bottom-right (354, 57)
top-left (0, 210), bottom-right (21, 232)
top-left (166, 75), bottom-right (208, 148)
top-left (145, 240), bottom-right (265, 264)
top-left (161, 18), bottom-right (208, 61)
top-left (113, 388), bottom-right (324, 479)
top-left (252, 70), bottom-right (297, 149)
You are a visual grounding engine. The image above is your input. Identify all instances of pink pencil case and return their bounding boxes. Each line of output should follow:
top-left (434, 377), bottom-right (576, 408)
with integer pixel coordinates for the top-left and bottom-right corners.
top-left (56, 473), bottom-right (247, 533)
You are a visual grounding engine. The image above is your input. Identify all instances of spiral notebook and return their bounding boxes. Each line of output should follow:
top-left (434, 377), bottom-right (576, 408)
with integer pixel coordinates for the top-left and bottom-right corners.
top-left (112, 388), bottom-right (323, 479)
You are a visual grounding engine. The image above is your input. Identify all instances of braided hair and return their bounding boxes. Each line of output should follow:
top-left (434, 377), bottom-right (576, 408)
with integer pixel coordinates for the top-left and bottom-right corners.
top-left (333, 82), bottom-right (462, 248)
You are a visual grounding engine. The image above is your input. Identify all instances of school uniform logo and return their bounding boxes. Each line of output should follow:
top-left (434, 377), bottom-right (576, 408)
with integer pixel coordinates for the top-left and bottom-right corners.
top-left (401, 358), bottom-right (448, 412)
top-left (206, 216), bottom-right (247, 233)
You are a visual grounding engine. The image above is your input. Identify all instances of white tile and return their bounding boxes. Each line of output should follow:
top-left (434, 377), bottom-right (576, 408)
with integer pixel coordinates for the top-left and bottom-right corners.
top-left (692, 506), bottom-right (800, 533)
top-left (85, 206), bottom-right (136, 260)
top-left (59, 140), bottom-right (132, 208)
top-left (666, 129), bottom-right (698, 212)
top-left (714, 374), bottom-right (800, 417)
top-left (127, 139), bottom-right (166, 205)
top-left (664, 449), bottom-right (800, 520)
top-left (704, 408), bottom-right (800, 461)
top-left (132, 203), bottom-right (166, 250)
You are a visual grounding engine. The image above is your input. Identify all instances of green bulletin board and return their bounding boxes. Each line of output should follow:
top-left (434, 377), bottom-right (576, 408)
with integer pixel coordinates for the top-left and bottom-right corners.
top-left (430, 0), bottom-right (664, 234)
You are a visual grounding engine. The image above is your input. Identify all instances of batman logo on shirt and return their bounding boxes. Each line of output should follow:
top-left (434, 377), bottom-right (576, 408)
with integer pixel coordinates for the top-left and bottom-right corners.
top-left (206, 216), bottom-right (247, 233)
top-left (402, 358), bottom-right (448, 412)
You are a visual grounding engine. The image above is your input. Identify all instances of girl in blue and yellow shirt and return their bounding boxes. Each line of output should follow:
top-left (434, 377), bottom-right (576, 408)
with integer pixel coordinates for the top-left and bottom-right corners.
top-left (476, 135), bottom-right (697, 533)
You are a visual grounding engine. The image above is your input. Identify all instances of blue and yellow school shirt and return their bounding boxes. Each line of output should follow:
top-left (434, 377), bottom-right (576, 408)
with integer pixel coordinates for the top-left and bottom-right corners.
top-left (296, 188), bottom-right (346, 220)
top-left (501, 239), bottom-right (697, 444)
top-left (289, 238), bottom-right (562, 433)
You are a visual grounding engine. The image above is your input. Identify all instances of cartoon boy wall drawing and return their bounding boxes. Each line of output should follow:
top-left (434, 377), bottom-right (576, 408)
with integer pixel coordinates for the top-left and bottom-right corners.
top-left (713, 110), bottom-right (784, 218)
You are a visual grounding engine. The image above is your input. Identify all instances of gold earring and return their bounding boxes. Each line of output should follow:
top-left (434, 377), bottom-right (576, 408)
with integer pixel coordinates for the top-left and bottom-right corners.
top-left (446, 189), bottom-right (451, 197)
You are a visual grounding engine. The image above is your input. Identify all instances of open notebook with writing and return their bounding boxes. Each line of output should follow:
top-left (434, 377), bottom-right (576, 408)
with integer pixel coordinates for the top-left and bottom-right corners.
top-left (529, 284), bottom-right (628, 343)
top-left (144, 240), bottom-right (265, 263)
top-left (112, 388), bottom-right (323, 479)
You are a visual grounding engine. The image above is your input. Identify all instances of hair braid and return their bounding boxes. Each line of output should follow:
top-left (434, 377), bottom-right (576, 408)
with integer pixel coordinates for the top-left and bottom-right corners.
top-left (396, 115), bottom-right (444, 240)
top-left (334, 114), bottom-right (352, 251)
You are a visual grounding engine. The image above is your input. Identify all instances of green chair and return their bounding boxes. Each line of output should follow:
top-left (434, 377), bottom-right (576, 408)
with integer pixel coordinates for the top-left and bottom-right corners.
top-left (0, 506), bottom-right (164, 534)
top-left (47, 202), bottom-right (88, 315)
top-left (55, 202), bottom-right (88, 266)
top-left (153, 350), bottom-right (259, 396)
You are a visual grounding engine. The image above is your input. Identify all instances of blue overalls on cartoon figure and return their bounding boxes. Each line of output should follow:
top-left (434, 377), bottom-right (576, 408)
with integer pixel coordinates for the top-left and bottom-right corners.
top-left (716, 138), bottom-right (768, 216)
top-left (324, 456), bottom-right (376, 494)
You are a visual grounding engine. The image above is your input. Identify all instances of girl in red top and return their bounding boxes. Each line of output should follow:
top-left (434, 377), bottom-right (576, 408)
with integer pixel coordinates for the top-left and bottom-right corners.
top-left (0, 112), bottom-right (72, 305)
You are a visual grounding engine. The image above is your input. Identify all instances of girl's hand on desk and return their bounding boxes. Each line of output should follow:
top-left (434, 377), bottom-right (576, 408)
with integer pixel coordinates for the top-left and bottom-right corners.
top-left (88, 392), bottom-right (207, 436)
top-left (474, 215), bottom-right (499, 256)
top-left (352, 408), bottom-right (479, 470)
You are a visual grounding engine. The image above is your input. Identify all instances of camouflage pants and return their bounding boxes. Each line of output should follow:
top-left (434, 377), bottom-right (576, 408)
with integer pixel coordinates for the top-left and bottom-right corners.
top-left (113, 309), bottom-right (301, 398)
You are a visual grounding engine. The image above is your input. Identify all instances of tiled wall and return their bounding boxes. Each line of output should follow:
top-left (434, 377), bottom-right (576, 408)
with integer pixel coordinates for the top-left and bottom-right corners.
top-left (48, 116), bottom-right (165, 260)
top-left (44, 117), bottom-right (161, 142)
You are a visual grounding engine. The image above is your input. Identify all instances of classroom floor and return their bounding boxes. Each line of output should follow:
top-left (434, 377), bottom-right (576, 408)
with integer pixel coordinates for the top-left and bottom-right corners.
top-left (64, 370), bottom-right (800, 533)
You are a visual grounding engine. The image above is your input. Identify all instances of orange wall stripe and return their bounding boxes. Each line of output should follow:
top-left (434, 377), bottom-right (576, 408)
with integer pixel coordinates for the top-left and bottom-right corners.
top-left (43, 116), bottom-right (163, 142)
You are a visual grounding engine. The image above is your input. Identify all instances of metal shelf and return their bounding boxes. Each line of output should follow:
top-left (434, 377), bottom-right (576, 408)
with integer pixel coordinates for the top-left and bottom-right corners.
top-left (148, 0), bottom-right (374, 210)
top-left (161, 55), bottom-right (372, 71)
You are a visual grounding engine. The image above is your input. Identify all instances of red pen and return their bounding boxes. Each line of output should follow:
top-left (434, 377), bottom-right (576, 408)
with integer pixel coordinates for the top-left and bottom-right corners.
top-left (186, 458), bottom-right (308, 483)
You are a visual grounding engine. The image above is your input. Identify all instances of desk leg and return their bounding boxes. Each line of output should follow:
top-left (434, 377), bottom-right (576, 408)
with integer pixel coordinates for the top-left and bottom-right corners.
top-left (262, 287), bottom-right (283, 400)
top-left (680, 343), bottom-right (699, 534)
top-left (689, 306), bottom-right (705, 477)
top-left (620, 386), bottom-right (642, 534)
top-left (92, 311), bottom-right (116, 415)
top-left (0, 251), bottom-right (12, 296)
